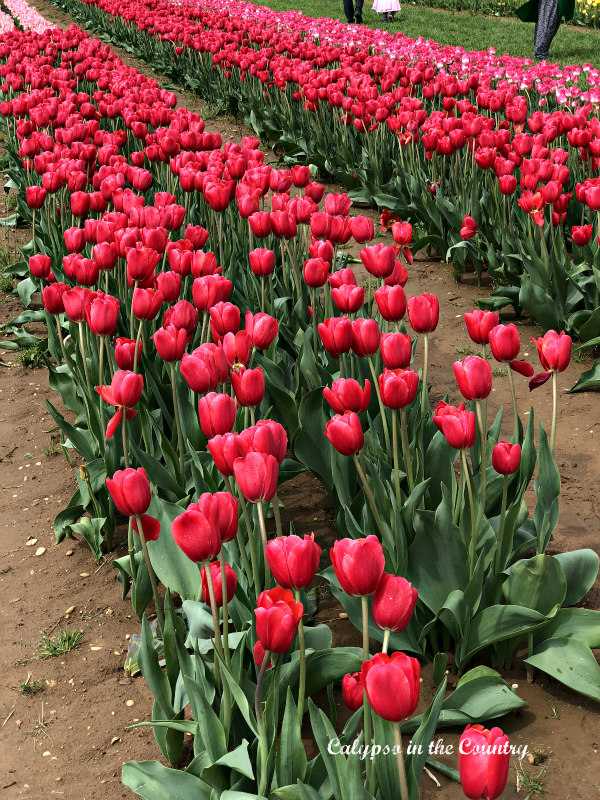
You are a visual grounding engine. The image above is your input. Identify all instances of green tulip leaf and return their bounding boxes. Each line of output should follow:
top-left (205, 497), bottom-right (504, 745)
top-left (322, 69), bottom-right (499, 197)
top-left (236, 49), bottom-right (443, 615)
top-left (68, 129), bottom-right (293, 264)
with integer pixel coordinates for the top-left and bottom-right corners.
top-left (146, 497), bottom-right (201, 601)
top-left (276, 689), bottom-right (307, 787)
top-left (524, 637), bottom-right (600, 702)
top-left (533, 608), bottom-right (600, 649)
top-left (122, 760), bottom-right (212, 800)
top-left (553, 550), bottom-right (599, 607)
top-left (502, 554), bottom-right (567, 615)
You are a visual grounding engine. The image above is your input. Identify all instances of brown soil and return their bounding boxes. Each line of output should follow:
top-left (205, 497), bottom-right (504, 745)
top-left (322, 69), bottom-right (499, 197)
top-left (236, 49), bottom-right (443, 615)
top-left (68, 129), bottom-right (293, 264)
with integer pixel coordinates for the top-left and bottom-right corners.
top-left (0, 2), bottom-right (598, 797)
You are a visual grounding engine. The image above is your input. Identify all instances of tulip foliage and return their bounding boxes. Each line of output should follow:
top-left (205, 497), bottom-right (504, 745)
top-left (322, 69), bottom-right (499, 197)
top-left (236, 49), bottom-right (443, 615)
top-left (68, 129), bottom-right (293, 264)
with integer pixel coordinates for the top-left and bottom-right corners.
top-left (2, 14), bottom-right (600, 800)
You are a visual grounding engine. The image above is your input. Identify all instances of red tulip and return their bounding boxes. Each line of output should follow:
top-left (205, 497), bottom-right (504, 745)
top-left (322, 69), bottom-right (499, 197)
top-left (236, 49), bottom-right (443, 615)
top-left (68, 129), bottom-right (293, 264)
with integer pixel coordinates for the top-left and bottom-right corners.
top-left (87, 294), bottom-right (119, 336)
top-left (492, 442), bottom-right (522, 475)
top-left (303, 257), bottom-right (330, 288)
top-left (349, 215), bottom-right (374, 243)
top-left (201, 561), bottom-right (237, 607)
top-left (324, 411), bottom-right (364, 456)
top-left (372, 573), bottom-right (418, 633)
top-left (351, 318), bottom-right (381, 357)
top-left (106, 467), bottom-right (151, 517)
top-left (25, 185), bottom-right (46, 209)
top-left (171, 508), bottom-right (222, 563)
top-left (342, 672), bottom-right (364, 712)
top-left (391, 221), bottom-right (412, 246)
top-left (249, 248), bottom-right (275, 277)
top-left (360, 243), bottom-right (396, 279)
top-left (64, 227), bottom-right (86, 253)
top-left (328, 266), bottom-right (356, 288)
top-left (330, 535), bottom-right (384, 596)
top-left (231, 366), bottom-right (265, 407)
top-left (255, 587), bottom-right (303, 654)
top-left (97, 370), bottom-right (143, 408)
top-left (114, 337), bottom-right (142, 371)
top-left (208, 432), bottom-right (251, 477)
top-left (318, 317), bottom-right (353, 358)
top-left (132, 288), bottom-right (164, 321)
top-left (530, 330), bottom-right (571, 372)
top-left (378, 368), bottom-right (419, 409)
top-left (153, 324), bottom-right (187, 362)
top-left (360, 652), bottom-right (420, 722)
top-left (407, 293), bottom-right (439, 333)
top-left (380, 332), bottom-right (412, 369)
top-left (441, 408), bottom-right (477, 450)
top-left (464, 310), bottom-right (499, 345)
top-left (192, 275), bottom-right (232, 312)
top-left (223, 330), bottom-right (251, 368)
top-left (331, 284), bottom-right (365, 314)
top-left (488, 324), bottom-right (520, 362)
top-left (248, 211), bottom-right (272, 238)
top-left (93, 242), bottom-right (119, 272)
top-left (209, 301), bottom-right (240, 341)
top-left (253, 641), bottom-right (272, 669)
top-left (198, 392), bottom-right (236, 437)
top-left (70, 191), bottom-right (90, 218)
top-left (265, 533), bottom-right (321, 589)
top-left (571, 224), bottom-right (593, 247)
top-left (181, 350), bottom-right (219, 394)
top-left (458, 725), bottom-right (510, 800)
top-left (374, 285), bottom-right (407, 322)
top-left (233, 451), bottom-right (278, 502)
top-left (42, 282), bottom-right (68, 315)
top-left (460, 215), bottom-right (478, 240)
top-left (323, 378), bottom-right (371, 414)
top-left (126, 244), bottom-right (159, 282)
top-left (245, 311), bottom-right (278, 350)
top-left (29, 254), bottom-right (52, 280)
top-left (453, 356), bottom-right (492, 400)
top-left (156, 271), bottom-right (181, 303)
top-left (240, 420), bottom-right (287, 463)
top-left (191, 491), bottom-right (239, 543)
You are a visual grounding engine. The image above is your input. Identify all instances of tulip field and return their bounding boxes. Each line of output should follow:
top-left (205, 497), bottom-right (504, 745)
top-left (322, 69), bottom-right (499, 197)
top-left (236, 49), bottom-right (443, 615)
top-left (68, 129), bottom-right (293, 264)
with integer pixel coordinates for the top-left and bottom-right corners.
top-left (0, 0), bottom-right (599, 797)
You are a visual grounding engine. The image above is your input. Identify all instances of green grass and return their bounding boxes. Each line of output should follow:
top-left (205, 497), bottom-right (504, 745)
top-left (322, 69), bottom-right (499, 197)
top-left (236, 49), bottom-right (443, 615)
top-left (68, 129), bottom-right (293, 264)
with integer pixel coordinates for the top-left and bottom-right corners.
top-left (36, 628), bottom-right (85, 659)
top-left (260, 0), bottom-right (600, 67)
top-left (15, 677), bottom-right (45, 696)
top-left (15, 346), bottom-right (45, 368)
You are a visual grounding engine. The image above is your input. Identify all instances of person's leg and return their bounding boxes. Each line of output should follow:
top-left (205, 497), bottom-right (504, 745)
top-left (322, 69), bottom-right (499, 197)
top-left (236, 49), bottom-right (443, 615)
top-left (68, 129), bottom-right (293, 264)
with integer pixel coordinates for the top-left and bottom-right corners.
top-left (354, 0), bottom-right (363, 22)
top-left (382, 11), bottom-right (388, 20)
top-left (534, 0), bottom-right (560, 59)
top-left (343, 0), bottom-right (355, 22)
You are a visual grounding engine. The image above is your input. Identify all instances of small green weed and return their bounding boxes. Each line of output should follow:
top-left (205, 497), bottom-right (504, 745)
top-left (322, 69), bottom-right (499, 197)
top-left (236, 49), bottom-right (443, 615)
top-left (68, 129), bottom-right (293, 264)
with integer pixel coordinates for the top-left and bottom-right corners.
top-left (15, 347), bottom-right (45, 369)
top-left (15, 675), bottom-right (45, 696)
top-left (36, 628), bottom-right (85, 659)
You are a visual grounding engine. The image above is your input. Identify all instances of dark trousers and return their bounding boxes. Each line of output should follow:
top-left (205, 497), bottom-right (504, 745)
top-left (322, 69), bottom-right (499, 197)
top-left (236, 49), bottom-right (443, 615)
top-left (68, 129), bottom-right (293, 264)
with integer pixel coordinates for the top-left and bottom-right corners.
top-left (343, 0), bottom-right (363, 21)
top-left (534, 0), bottom-right (560, 58)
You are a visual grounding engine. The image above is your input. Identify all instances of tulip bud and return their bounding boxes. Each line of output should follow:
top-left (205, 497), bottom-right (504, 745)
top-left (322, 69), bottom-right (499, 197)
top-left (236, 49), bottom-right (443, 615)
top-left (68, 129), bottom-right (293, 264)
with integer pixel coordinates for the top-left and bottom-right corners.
top-left (330, 536), bottom-right (384, 597)
top-left (407, 293), bottom-right (439, 333)
top-left (491, 442), bottom-right (521, 475)
top-left (458, 725), bottom-right (510, 800)
top-left (171, 508), bottom-right (222, 563)
top-left (255, 587), bottom-right (303, 654)
top-left (372, 573), bottom-right (418, 633)
top-left (342, 673), bottom-right (364, 712)
top-left (201, 561), bottom-right (237, 607)
top-left (106, 467), bottom-right (151, 517)
top-left (380, 332), bottom-right (412, 369)
top-left (360, 652), bottom-right (420, 723)
top-left (453, 356), bottom-right (492, 401)
top-left (198, 392), bottom-right (237, 437)
top-left (488, 324), bottom-right (521, 363)
top-left (265, 534), bottom-right (321, 590)
top-left (324, 411), bottom-right (364, 456)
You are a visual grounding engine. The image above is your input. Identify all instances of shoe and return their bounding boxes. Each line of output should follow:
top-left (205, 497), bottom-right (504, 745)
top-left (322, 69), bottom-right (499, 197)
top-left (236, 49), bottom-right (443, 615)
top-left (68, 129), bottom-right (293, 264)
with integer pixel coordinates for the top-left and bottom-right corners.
top-left (355, 13), bottom-right (363, 22)
top-left (389, 13), bottom-right (395, 21)
top-left (346, 16), bottom-right (355, 22)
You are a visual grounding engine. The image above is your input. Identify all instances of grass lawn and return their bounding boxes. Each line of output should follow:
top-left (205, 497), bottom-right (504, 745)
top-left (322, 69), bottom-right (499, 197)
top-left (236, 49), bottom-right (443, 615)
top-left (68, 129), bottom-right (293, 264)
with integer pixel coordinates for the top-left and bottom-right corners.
top-left (259, 0), bottom-right (600, 68)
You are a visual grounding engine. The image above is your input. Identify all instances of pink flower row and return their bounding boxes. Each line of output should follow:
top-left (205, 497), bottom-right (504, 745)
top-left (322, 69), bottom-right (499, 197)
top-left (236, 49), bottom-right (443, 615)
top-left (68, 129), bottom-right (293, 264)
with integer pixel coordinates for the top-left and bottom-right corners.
top-left (3, 0), bottom-right (53, 31)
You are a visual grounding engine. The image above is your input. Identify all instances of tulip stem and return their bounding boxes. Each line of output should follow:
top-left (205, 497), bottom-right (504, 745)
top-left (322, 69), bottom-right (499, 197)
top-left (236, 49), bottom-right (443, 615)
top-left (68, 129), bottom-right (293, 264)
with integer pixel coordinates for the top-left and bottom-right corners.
top-left (494, 475), bottom-right (509, 576)
top-left (507, 366), bottom-right (519, 443)
top-left (98, 336), bottom-right (105, 436)
top-left (255, 650), bottom-right (270, 797)
top-left (338, 356), bottom-right (345, 379)
top-left (550, 370), bottom-right (558, 455)
top-left (223, 475), bottom-right (254, 590)
top-left (420, 332), bottom-right (429, 418)
top-left (203, 560), bottom-right (225, 697)
top-left (391, 410), bottom-right (402, 508)
top-left (367, 357), bottom-right (391, 453)
top-left (352, 454), bottom-right (387, 543)
top-left (55, 316), bottom-right (76, 375)
top-left (256, 502), bottom-right (272, 589)
top-left (121, 410), bottom-right (130, 469)
top-left (220, 558), bottom-right (231, 670)
top-left (134, 515), bottom-right (164, 635)
top-left (133, 320), bottom-right (143, 374)
top-left (393, 722), bottom-right (410, 800)
top-left (311, 287), bottom-right (318, 359)
top-left (129, 281), bottom-right (138, 340)
top-left (461, 450), bottom-right (477, 577)
top-left (238, 491), bottom-right (261, 595)
top-left (127, 517), bottom-right (138, 582)
top-left (361, 595), bottom-right (374, 793)
top-left (453, 460), bottom-right (465, 526)
top-left (272, 491), bottom-right (283, 538)
top-left (400, 408), bottom-right (415, 494)
top-left (294, 588), bottom-right (306, 725)
top-left (170, 362), bottom-right (185, 481)
top-left (200, 312), bottom-right (208, 344)
top-left (475, 399), bottom-right (487, 520)
top-left (382, 628), bottom-right (391, 655)
top-left (78, 321), bottom-right (93, 400)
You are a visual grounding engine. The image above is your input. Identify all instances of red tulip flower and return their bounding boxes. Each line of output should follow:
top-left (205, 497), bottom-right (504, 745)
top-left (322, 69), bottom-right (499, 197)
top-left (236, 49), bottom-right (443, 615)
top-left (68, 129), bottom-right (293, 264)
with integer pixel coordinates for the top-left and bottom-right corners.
top-left (349, 215), bottom-right (374, 243)
top-left (571, 225), bottom-right (593, 247)
top-left (331, 284), bottom-right (365, 314)
top-left (303, 257), bottom-right (330, 288)
top-left (323, 378), bottom-right (371, 414)
top-left (488, 324), bottom-right (520, 362)
top-left (318, 317), bottom-right (353, 358)
top-left (330, 535), bottom-right (384, 597)
top-left (351, 318), bottom-right (381, 357)
top-left (208, 432), bottom-right (251, 477)
top-left (265, 533), bottom-right (322, 589)
top-left (342, 672), bottom-right (364, 712)
top-left (201, 561), bottom-right (237, 607)
top-left (436, 404), bottom-right (476, 450)
top-left (380, 332), bottom-right (412, 369)
top-left (407, 293), bottom-right (439, 333)
top-left (231, 366), bottom-right (265, 407)
top-left (25, 185), bottom-right (47, 209)
top-left (233, 451), bottom-right (278, 502)
top-left (492, 442), bottom-right (521, 475)
top-left (360, 243), bottom-right (396, 279)
top-left (460, 215), bottom-right (478, 240)
top-left (324, 411), bottom-right (364, 456)
top-left (531, 330), bottom-right (571, 373)
top-left (240, 419), bottom-right (287, 463)
top-left (132, 287), bottom-right (164, 321)
top-left (249, 248), bottom-right (275, 277)
top-left (372, 573), bottom-right (418, 633)
top-left (391, 221), bottom-right (412, 246)
top-left (255, 587), bottom-right (303, 654)
top-left (29, 254), bottom-right (52, 280)
top-left (87, 294), bottom-right (120, 336)
top-left (464, 310), bottom-right (499, 345)
top-left (171, 507), bottom-right (222, 563)
top-left (458, 725), bottom-right (510, 800)
top-left (379, 368), bottom-right (419, 409)
top-left (245, 311), bottom-right (278, 350)
top-left (114, 337), bottom-right (142, 371)
top-left (453, 356), bottom-right (492, 401)
top-left (198, 392), bottom-right (237, 437)
top-left (97, 370), bottom-right (143, 438)
top-left (360, 652), bottom-right (420, 722)
top-left (106, 467), bottom-right (152, 517)
top-left (374, 285), bottom-right (407, 322)
top-left (153, 325), bottom-right (187, 362)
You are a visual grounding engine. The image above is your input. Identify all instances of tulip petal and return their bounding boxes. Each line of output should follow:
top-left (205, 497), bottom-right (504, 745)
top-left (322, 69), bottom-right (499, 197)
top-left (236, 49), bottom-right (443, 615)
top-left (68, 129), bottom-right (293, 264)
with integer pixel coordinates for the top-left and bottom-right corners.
top-left (132, 513), bottom-right (161, 541)
top-left (105, 406), bottom-right (123, 439)
top-left (528, 371), bottom-right (552, 391)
